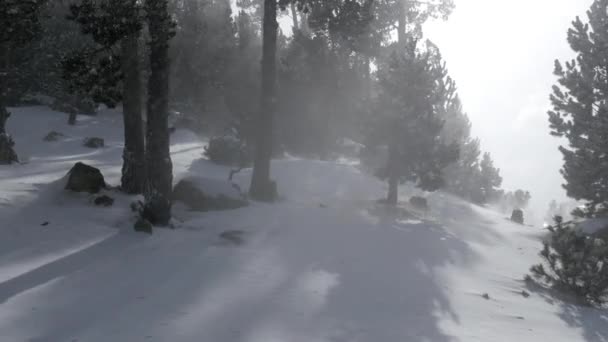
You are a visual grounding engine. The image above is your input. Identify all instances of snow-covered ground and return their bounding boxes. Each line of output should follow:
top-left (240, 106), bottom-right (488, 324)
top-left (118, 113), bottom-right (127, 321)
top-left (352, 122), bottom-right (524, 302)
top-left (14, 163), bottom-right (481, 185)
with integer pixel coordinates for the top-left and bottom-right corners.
top-left (0, 106), bottom-right (606, 342)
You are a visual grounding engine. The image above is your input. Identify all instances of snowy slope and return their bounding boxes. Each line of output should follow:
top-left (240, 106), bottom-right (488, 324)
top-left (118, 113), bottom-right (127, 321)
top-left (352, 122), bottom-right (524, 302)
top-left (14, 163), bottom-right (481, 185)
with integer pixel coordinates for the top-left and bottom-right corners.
top-left (0, 106), bottom-right (606, 342)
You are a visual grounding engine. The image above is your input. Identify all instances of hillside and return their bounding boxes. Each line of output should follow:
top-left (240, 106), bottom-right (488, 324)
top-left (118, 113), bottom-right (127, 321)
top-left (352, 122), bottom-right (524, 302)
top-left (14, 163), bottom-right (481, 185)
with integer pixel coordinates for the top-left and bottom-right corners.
top-left (0, 107), bottom-right (606, 342)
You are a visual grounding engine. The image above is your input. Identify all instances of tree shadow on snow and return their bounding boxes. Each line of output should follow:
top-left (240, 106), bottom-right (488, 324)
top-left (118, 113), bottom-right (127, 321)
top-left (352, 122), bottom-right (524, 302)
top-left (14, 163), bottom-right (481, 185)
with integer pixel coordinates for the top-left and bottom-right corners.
top-left (526, 280), bottom-right (608, 342)
top-left (0, 232), bottom-right (144, 305)
top-left (224, 203), bottom-right (483, 342)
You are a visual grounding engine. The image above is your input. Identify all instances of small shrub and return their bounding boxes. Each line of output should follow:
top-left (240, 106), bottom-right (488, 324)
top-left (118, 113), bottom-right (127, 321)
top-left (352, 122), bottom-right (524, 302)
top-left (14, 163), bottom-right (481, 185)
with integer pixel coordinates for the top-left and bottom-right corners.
top-left (529, 216), bottom-right (608, 305)
top-left (0, 133), bottom-right (18, 164)
top-left (204, 135), bottom-right (251, 167)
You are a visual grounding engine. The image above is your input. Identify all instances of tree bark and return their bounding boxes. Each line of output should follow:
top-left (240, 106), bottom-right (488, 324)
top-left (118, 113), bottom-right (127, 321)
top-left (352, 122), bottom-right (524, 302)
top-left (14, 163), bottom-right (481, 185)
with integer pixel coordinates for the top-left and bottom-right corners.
top-left (0, 43), bottom-right (17, 164)
top-left (0, 44), bottom-right (9, 135)
top-left (290, 2), bottom-right (299, 31)
top-left (386, 141), bottom-right (399, 205)
top-left (364, 55), bottom-right (371, 99)
top-left (121, 33), bottom-right (146, 194)
top-left (143, 0), bottom-right (173, 225)
top-left (398, 0), bottom-right (407, 46)
top-left (249, 0), bottom-right (278, 201)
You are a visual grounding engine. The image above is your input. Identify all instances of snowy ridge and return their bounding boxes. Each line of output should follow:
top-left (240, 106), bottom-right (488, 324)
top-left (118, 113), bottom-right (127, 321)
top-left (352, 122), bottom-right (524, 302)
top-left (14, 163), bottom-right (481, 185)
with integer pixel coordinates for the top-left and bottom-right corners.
top-left (0, 107), bottom-right (606, 341)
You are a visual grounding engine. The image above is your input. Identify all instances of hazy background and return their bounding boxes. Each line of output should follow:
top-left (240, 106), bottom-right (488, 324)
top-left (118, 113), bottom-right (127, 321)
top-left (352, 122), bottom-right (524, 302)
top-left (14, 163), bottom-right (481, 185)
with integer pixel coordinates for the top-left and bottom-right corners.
top-left (425, 0), bottom-right (594, 221)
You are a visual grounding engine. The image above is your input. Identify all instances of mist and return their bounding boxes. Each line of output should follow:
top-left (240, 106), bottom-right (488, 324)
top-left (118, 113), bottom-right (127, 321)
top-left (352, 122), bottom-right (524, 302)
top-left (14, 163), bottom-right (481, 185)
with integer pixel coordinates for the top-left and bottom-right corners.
top-left (3, 0), bottom-right (608, 340)
top-left (426, 0), bottom-right (594, 222)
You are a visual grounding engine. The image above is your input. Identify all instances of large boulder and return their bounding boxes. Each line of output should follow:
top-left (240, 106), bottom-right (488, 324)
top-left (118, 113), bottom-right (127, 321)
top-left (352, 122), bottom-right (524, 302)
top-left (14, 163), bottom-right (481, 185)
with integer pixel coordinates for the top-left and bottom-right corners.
top-left (65, 162), bottom-right (106, 193)
top-left (511, 209), bottom-right (524, 224)
top-left (173, 176), bottom-right (247, 211)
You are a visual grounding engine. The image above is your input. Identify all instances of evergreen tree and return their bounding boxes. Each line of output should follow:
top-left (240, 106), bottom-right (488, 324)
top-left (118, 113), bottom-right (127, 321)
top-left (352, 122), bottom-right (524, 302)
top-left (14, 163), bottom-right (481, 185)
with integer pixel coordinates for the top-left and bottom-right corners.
top-left (374, 42), bottom-right (458, 205)
top-left (224, 9), bottom-right (261, 148)
top-left (170, 0), bottom-right (237, 124)
top-left (249, 0), bottom-right (280, 201)
top-left (120, 31), bottom-right (146, 194)
top-left (66, 0), bottom-right (146, 194)
top-left (142, 0), bottom-right (174, 225)
top-left (479, 152), bottom-right (502, 203)
top-left (548, 0), bottom-right (608, 217)
top-left (0, 0), bottom-right (46, 164)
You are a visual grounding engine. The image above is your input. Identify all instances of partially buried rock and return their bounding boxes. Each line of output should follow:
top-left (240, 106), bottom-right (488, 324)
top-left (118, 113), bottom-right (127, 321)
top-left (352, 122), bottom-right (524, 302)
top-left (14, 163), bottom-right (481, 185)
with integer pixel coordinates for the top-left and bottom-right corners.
top-left (173, 176), bottom-right (248, 211)
top-left (43, 131), bottom-right (65, 142)
top-left (409, 196), bottom-right (428, 211)
top-left (83, 137), bottom-right (104, 148)
top-left (511, 209), bottom-right (524, 224)
top-left (65, 162), bottom-right (106, 193)
top-left (134, 218), bottom-right (153, 234)
top-left (94, 195), bottom-right (114, 207)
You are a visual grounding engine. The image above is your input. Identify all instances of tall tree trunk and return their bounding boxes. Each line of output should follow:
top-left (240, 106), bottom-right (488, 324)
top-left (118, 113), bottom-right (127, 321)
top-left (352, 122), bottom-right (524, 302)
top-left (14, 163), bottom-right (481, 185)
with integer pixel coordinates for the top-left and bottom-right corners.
top-left (0, 43), bottom-right (17, 164)
top-left (386, 141), bottom-right (399, 205)
top-left (290, 2), bottom-right (299, 31)
top-left (143, 0), bottom-right (173, 225)
top-left (249, 0), bottom-right (278, 201)
top-left (386, 0), bottom-right (409, 203)
top-left (398, 0), bottom-right (407, 46)
top-left (364, 55), bottom-right (371, 99)
top-left (121, 32), bottom-right (146, 194)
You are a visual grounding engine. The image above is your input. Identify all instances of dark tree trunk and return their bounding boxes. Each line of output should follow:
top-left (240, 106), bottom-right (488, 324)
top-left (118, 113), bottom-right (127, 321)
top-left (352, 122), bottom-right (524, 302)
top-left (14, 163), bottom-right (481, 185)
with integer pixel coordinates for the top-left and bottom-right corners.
top-left (142, 0), bottom-right (173, 225)
top-left (249, 0), bottom-right (278, 202)
top-left (67, 109), bottom-right (77, 125)
top-left (290, 2), bottom-right (299, 31)
top-left (0, 43), bottom-right (17, 164)
top-left (364, 55), bottom-right (371, 98)
top-left (121, 33), bottom-right (146, 194)
top-left (386, 0), bottom-right (409, 203)
top-left (398, 0), bottom-right (407, 46)
top-left (386, 141), bottom-right (399, 205)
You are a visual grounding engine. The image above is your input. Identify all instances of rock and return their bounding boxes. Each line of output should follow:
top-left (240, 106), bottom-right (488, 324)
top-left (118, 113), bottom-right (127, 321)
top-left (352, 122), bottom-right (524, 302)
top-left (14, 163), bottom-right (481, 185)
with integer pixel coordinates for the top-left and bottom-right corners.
top-left (94, 195), bottom-right (114, 207)
top-left (219, 230), bottom-right (245, 246)
top-left (410, 196), bottom-right (428, 211)
top-left (134, 218), bottom-right (153, 234)
top-left (172, 176), bottom-right (248, 212)
top-left (482, 293), bottom-right (490, 300)
top-left (83, 137), bottom-right (105, 148)
top-left (41, 221), bottom-right (49, 226)
top-left (511, 209), bottom-right (524, 224)
top-left (521, 290), bottom-right (530, 298)
top-left (130, 200), bottom-right (144, 213)
top-left (65, 162), bottom-right (106, 193)
top-left (43, 131), bottom-right (65, 142)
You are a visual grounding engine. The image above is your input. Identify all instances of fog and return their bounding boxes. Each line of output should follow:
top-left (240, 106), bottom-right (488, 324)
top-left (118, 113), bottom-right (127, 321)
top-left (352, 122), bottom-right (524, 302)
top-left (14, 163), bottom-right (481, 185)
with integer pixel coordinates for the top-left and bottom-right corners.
top-left (424, 0), bottom-right (594, 221)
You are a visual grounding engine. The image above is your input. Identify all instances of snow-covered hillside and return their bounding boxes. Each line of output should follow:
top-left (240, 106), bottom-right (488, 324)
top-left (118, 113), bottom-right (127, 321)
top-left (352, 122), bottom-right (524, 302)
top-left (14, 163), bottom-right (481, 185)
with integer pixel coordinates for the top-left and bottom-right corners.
top-left (0, 107), bottom-right (606, 342)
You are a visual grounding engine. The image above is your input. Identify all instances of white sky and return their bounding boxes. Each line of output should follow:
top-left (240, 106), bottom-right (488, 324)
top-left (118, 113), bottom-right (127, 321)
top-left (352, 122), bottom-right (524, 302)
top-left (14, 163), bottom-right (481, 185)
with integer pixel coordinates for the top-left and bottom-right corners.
top-left (424, 0), bottom-right (594, 217)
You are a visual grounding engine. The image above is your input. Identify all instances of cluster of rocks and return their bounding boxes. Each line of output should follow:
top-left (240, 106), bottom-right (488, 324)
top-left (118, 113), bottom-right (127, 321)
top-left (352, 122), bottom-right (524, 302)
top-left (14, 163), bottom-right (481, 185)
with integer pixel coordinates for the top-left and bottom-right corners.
top-left (64, 162), bottom-right (248, 235)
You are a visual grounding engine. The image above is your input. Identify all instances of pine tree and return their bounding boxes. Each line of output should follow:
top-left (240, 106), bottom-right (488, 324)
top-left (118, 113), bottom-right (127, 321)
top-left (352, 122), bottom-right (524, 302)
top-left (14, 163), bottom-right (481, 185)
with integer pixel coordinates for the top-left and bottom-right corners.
top-left (0, 0), bottom-right (46, 164)
top-left (170, 0), bottom-right (237, 121)
top-left (375, 42), bottom-right (458, 205)
top-left (548, 0), bottom-right (608, 217)
top-left (530, 216), bottom-right (608, 305)
top-left (249, 0), bottom-right (280, 201)
top-left (478, 152), bottom-right (502, 203)
top-left (142, 0), bottom-right (174, 225)
top-left (120, 31), bottom-right (145, 194)
top-left (66, 0), bottom-right (145, 194)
